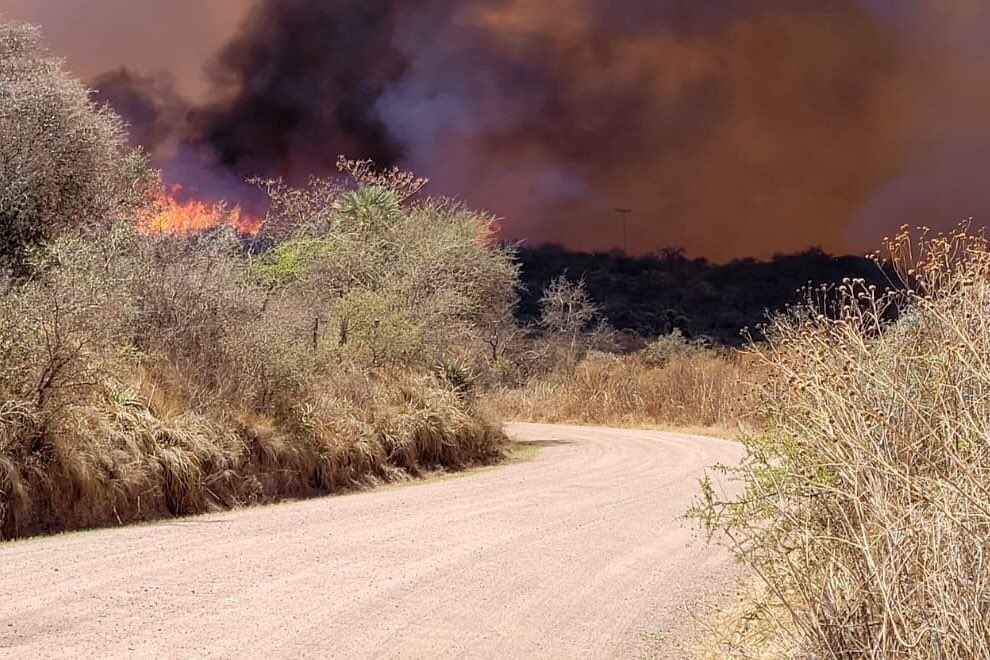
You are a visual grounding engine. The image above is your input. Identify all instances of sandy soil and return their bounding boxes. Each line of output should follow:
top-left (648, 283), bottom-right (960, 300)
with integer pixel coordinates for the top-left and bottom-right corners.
top-left (0, 423), bottom-right (743, 659)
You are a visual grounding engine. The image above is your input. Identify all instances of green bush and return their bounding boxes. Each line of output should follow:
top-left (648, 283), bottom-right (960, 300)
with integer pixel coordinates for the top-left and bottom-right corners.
top-left (333, 289), bottom-right (425, 367)
top-left (258, 169), bottom-right (520, 374)
top-left (639, 329), bottom-right (708, 368)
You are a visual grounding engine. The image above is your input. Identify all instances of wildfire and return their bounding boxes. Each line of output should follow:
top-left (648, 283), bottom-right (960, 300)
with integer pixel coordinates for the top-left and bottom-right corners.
top-left (141, 184), bottom-right (261, 235)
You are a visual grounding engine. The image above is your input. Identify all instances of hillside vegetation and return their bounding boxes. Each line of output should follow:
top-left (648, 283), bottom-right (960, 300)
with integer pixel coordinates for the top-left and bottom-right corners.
top-left (516, 244), bottom-right (888, 344)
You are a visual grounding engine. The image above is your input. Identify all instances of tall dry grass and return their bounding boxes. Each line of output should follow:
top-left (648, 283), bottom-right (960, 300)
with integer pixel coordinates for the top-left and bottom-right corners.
top-left (488, 342), bottom-right (753, 431)
top-left (0, 364), bottom-right (502, 539)
top-left (696, 226), bottom-right (990, 658)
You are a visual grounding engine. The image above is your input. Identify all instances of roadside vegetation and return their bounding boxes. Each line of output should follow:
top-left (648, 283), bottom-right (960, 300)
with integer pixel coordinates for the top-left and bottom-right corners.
top-left (2, 20), bottom-right (753, 541)
top-left (696, 227), bottom-right (990, 658)
top-left (487, 327), bottom-right (751, 433)
top-left (0, 19), bottom-right (833, 541)
top-left (0, 23), bottom-right (511, 539)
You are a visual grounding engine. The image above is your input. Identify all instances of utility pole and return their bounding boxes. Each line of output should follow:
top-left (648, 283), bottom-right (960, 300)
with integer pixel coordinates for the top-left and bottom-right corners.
top-left (615, 208), bottom-right (632, 254)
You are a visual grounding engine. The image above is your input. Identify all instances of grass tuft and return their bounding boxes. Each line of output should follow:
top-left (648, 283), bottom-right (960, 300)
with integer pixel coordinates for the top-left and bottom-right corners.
top-left (487, 346), bottom-right (753, 432)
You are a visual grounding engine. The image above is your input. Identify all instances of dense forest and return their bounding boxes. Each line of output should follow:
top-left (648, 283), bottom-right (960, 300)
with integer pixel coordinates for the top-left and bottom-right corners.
top-left (515, 244), bottom-right (891, 344)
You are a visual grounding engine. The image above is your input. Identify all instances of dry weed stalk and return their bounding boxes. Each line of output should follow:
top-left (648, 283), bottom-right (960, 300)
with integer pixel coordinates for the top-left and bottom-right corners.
top-left (697, 225), bottom-right (990, 658)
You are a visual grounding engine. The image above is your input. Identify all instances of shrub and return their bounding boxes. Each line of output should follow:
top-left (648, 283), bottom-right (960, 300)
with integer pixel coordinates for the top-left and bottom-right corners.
top-left (696, 227), bottom-right (990, 658)
top-left (530, 276), bottom-right (617, 371)
top-left (0, 22), bottom-right (153, 273)
top-left (640, 329), bottom-right (709, 368)
top-left (257, 168), bottom-right (520, 374)
top-left (333, 289), bottom-right (425, 367)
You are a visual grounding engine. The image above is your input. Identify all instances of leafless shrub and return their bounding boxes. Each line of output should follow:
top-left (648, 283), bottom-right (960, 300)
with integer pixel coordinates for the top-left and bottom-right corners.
top-left (696, 226), bottom-right (990, 658)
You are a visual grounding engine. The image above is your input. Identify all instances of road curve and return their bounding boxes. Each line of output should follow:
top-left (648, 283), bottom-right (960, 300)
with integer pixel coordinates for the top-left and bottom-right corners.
top-left (0, 423), bottom-right (743, 659)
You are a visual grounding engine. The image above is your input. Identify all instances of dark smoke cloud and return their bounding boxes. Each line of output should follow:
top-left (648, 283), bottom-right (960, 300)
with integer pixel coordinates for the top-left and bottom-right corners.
top-left (170, 0), bottom-right (910, 258)
top-left (189, 0), bottom-right (409, 181)
top-left (92, 68), bottom-right (268, 210)
top-left (369, 0), bottom-right (907, 258)
top-left (92, 69), bottom-right (186, 154)
top-left (11, 0), bottom-right (988, 258)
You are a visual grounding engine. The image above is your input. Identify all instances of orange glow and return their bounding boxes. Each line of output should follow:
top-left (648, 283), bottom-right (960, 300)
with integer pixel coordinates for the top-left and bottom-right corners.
top-left (479, 217), bottom-right (503, 246)
top-left (141, 184), bottom-right (261, 235)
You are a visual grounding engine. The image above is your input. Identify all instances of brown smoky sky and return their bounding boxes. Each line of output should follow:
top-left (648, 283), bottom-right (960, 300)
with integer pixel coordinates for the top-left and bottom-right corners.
top-left (1, 0), bottom-right (988, 259)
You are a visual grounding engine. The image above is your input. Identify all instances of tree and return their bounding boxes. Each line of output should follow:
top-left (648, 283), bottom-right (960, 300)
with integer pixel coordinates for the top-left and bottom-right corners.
top-left (254, 161), bottom-right (521, 372)
top-left (539, 276), bottom-right (597, 337)
top-left (0, 22), bottom-right (153, 273)
top-left (539, 276), bottom-right (601, 366)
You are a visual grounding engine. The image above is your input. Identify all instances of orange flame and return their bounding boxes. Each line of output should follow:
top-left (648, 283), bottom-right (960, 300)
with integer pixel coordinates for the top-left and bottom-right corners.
top-left (141, 185), bottom-right (261, 235)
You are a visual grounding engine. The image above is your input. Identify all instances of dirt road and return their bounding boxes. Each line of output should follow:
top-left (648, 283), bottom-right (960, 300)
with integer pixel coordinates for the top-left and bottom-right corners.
top-left (0, 423), bottom-right (743, 659)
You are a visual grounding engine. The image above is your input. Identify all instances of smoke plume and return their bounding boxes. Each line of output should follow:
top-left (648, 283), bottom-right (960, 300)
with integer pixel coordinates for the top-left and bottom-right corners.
top-left (5, 0), bottom-right (989, 258)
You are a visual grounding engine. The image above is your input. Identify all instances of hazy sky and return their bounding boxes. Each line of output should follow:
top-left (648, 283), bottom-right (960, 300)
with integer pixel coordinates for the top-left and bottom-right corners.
top-left (0, 0), bottom-right (252, 98)
top-left (2, 0), bottom-right (989, 259)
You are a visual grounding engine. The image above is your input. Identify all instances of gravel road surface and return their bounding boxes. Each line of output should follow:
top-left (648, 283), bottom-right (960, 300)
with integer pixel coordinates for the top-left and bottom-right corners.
top-left (0, 423), bottom-right (743, 659)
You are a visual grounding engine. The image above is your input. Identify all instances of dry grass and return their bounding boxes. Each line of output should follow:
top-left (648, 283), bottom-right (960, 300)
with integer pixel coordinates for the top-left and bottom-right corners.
top-left (0, 165), bottom-right (515, 540)
top-left (693, 580), bottom-right (801, 659)
top-left (696, 226), bottom-right (990, 658)
top-left (487, 348), bottom-right (754, 433)
top-left (0, 364), bottom-right (503, 540)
